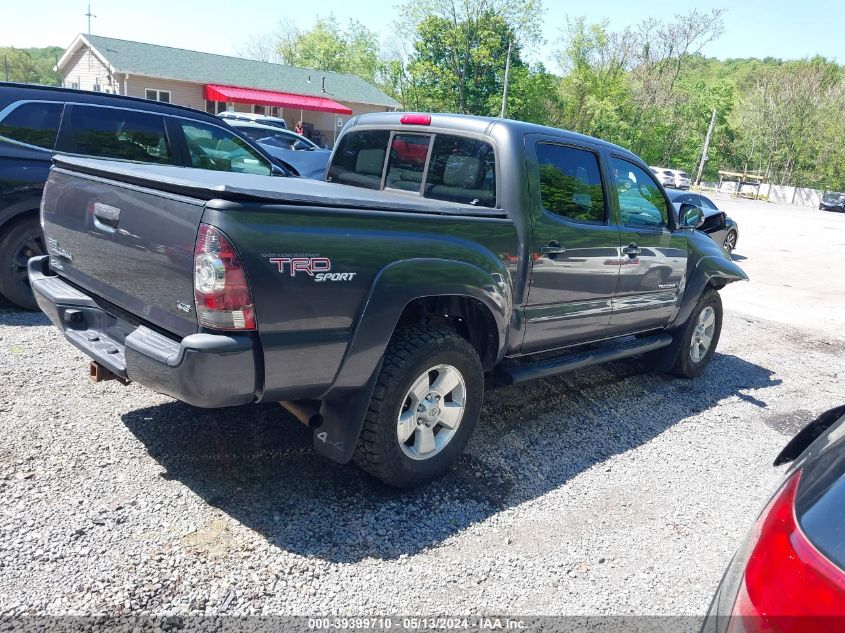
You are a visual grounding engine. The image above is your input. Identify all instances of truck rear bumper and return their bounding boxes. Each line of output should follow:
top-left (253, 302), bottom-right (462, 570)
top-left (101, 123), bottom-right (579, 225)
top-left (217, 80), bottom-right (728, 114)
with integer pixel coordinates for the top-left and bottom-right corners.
top-left (29, 256), bottom-right (257, 408)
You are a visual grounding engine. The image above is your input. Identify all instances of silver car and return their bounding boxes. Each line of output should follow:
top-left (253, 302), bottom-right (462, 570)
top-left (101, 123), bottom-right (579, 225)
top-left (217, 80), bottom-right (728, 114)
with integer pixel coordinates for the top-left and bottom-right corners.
top-left (227, 121), bottom-right (331, 180)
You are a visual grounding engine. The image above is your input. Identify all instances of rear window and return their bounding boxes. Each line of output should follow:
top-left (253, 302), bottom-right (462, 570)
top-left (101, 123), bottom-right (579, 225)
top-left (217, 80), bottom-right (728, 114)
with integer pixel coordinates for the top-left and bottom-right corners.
top-left (536, 143), bottom-right (606, 223)
top-left (385, 134), bottom-right (430, 193)
top-left (0, 101), bottom-right (63, 149)
top-left (328, 129), bottom-right (497, 207)
top-left (424, 135), bottom-right (496, 207)
top-left (328, 130), bottom-right (390, 190)
top-left (56, 105), bottom-right (175, 164)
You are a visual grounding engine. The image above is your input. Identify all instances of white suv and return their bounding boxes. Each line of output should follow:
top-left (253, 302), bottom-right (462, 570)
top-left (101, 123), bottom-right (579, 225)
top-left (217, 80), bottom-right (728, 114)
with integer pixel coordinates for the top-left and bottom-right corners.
top-left (650, 166), bottom-right (691, 190)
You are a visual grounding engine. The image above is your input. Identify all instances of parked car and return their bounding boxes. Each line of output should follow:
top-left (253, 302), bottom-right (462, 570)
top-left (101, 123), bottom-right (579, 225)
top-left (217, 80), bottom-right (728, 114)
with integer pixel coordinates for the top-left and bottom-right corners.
top-left (650, 166), bottom-right (691, 190)
top-left (666, 190), bottom-right (739, 253)
top-left (819, 191), bottom-right (845, 212)
top-left (227, 120), bottom-right (331, 180)
top-left (30, 112), bottom-right (747, 487)
top-left (218, 111), bottom-right (288, 130)
top-left (702, 404), bottom-right (845, 632)
top-left (0, 82), bottom-right (288, 310)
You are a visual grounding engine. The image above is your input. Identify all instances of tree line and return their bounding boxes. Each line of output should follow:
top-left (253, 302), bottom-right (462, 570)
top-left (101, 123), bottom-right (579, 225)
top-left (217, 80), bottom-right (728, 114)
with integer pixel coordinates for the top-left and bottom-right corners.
top-left (239, 0), bottom-right (845, 190)
top-left (4, 1), bottom-right (842, 190)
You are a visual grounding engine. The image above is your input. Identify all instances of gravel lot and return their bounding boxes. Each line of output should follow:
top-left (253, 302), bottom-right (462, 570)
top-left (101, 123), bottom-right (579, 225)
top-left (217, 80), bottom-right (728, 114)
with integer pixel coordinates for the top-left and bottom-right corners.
top-left (1, 198), bottom-right (843, 620)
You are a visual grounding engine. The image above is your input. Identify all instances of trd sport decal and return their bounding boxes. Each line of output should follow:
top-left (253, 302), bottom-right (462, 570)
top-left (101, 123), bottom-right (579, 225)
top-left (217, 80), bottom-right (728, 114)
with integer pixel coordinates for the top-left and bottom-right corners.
top-left (266, 256), bottom-right (357, 282)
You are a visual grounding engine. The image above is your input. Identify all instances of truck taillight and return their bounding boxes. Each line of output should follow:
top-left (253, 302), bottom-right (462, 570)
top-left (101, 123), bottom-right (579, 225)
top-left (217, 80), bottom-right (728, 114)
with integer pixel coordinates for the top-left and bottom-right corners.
top-left (193, 224), bottom-right (256, 330)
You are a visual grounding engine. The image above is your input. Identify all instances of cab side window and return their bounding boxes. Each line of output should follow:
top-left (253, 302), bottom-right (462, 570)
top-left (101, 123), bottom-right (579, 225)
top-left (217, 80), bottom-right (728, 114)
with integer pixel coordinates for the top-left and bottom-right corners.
top-left (610, 157), bottom-right (670, 229)
top-left (179, 120), bottom-right (272, 176)
top-left (327, 130), bottom-right (390, 190)
top-left (0, 102), bottom-right (63, 150)
top-left (536, 143), bottom-right (606, 223)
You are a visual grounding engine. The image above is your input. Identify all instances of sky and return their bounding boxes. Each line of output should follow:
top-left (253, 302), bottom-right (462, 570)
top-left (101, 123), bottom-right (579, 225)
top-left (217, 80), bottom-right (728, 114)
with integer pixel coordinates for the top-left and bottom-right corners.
top-left (3, 0), bottom-right (844, 70)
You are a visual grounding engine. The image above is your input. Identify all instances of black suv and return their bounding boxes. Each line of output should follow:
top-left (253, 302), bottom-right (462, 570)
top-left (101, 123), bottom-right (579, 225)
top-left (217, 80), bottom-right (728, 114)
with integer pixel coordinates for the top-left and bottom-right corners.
top-left (0, 82), bottom-right (286, 309)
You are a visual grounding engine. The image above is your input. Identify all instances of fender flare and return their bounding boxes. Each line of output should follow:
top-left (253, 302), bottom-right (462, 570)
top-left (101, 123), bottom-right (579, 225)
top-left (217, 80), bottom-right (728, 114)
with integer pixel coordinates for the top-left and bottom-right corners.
top-left (324, 257), bottom-right (511, 399)
top-left (672, 254), bottom-right (748, 328)
top-left (311, 258), bottom-right (510, 464)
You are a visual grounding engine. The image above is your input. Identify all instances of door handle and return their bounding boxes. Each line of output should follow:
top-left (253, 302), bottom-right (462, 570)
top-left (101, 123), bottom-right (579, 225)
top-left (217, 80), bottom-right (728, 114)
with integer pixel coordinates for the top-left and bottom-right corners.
top-left (540, 241), bottom-right (566, 255)
top-left (93, 202), bottom-right (121, 230)
top-left (621, 242), bottom-right (640, 258)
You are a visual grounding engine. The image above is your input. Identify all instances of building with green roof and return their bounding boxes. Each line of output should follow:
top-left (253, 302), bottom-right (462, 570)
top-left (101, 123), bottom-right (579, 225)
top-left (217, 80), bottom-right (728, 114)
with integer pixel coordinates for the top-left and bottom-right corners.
top-left (57, 34), bottom-right (400, 147)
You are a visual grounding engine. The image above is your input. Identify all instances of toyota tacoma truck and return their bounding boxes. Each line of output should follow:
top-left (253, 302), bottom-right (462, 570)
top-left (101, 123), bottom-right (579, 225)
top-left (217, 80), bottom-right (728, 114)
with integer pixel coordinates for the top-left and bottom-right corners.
top-left (29, 112), bottom-right (747, 487)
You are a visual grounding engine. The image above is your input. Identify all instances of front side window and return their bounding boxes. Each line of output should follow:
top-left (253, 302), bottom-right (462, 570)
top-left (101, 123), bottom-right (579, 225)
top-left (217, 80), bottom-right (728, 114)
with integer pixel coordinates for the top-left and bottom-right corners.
top-left (536, 143), bottom-right (606, 223)
top-left (179, 120), bottom-right (272, 175)
top-left (611, 157), bottom-right (670, 229)
top-left (424, 135), bottom-right (496, 207)
top-left (56, 105), bottom-right (174, 164)
top-left (385, 134), bottom-right (430, 193)
top-left (0, 101), bottom-right (63, 149)
top-left (327, 130), bottom-right (390, 190)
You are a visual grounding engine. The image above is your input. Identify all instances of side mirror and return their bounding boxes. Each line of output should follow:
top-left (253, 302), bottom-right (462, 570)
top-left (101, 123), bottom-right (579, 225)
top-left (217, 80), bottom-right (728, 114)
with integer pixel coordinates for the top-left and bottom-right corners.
top-left (679, 203), bottom-right (705, 229)
top-left (293, 140), bottom-right (311, 151)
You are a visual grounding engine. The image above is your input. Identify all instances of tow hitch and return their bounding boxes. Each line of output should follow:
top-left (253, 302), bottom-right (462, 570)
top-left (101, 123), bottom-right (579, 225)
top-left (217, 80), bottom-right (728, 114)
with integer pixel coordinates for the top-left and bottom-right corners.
top-left (88, 361), bottom-right (129, 385)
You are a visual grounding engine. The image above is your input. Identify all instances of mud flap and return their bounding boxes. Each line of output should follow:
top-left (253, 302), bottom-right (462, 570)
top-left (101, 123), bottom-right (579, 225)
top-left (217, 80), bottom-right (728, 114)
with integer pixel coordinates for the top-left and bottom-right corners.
top-left (313, 361), bottom-right (383, 464)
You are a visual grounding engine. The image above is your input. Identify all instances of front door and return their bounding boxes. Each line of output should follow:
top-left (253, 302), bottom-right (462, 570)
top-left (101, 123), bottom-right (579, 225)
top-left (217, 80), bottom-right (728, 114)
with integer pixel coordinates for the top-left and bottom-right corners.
top-left (522, 139), bottom-right (621, 353)
top-left (605, 156), bottom-right (688, 335)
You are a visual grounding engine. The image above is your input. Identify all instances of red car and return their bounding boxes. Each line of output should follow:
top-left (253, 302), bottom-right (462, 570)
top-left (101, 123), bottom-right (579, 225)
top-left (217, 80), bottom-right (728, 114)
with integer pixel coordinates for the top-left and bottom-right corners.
top-left (702, 404), bottom-right (845, 632)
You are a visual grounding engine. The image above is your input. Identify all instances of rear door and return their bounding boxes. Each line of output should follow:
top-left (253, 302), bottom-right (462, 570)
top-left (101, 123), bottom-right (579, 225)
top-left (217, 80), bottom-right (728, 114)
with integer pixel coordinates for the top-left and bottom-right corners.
top-left (522, 137), bottom-right (621, 352)
top-left (47, 105), bottom-right (202, 337)
top-left (605, 155), bottom-right (687, 335)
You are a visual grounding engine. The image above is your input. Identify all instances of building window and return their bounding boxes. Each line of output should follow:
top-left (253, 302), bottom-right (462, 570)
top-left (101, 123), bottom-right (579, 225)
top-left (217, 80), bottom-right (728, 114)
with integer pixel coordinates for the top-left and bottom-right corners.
top-left (205, 100), bottom-right (228, 115)
top-left (66, 81), bottom-right (80, 90)
top-left (252, 105), bottom-right (266, 115)
top-left (145, 89), bottom-right (171, 103)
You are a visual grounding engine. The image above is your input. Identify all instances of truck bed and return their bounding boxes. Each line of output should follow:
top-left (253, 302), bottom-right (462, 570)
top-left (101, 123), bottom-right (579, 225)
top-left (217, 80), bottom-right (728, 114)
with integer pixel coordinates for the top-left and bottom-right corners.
top-left (53, 156), bottom-right (509, 218)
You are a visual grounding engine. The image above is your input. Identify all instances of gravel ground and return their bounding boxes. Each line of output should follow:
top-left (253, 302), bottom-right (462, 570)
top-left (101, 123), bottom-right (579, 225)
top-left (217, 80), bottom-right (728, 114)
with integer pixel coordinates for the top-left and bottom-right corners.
top-left (1, 198), bottom-right (843, 620)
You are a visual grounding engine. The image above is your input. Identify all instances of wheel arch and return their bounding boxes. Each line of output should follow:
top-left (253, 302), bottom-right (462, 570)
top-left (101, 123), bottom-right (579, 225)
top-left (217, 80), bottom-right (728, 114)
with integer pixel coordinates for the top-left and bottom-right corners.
top-left (323, 258), bottom-right (511, 400)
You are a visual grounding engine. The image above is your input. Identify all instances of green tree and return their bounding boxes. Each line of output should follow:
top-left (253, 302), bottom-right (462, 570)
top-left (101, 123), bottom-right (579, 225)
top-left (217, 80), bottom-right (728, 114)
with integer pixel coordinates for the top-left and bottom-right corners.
top-left (273, 16), bottom-right (381, 85)
top-left (0, 47), bottom-right (39, 83)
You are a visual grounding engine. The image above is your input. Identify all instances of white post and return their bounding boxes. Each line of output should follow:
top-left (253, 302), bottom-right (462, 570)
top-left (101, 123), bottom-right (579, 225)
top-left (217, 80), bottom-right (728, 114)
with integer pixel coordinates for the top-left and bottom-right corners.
top-left (500, 41), bottom-right (513, 119)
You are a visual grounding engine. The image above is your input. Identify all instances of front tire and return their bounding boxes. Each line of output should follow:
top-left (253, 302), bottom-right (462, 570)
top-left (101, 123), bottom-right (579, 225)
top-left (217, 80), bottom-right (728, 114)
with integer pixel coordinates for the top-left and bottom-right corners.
top-left (667, 289), bottom-right (723, 379)
top-left (353, 325), bottom-right (484, 488)
top-left (722, 230), bottom-right (737, 253)
top-left (0, 215), bottom-right (45, 310)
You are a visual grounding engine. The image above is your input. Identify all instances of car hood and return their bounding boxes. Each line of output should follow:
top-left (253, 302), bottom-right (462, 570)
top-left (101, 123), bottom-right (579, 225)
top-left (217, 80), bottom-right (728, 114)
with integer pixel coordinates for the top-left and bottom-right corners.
top-left (259, 144), bottom-right (331, 180)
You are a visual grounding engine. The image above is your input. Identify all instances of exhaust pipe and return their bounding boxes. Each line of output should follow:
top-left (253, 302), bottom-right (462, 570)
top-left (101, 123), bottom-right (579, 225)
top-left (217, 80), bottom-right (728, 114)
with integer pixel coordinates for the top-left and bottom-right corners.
top-left (280, 400), bottom-right (324, 429)
top-left (89, 361), bottom-right (129, 385)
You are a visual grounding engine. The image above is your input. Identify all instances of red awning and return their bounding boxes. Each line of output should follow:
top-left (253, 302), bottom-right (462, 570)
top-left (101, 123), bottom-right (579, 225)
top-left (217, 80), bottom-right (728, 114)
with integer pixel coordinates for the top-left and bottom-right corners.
top-left (204, 84), bottom-right (352, 115)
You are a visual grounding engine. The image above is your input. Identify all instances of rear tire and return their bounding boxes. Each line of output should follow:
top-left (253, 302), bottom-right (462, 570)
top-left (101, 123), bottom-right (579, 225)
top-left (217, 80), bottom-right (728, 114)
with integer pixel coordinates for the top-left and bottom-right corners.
top-left (353, 325), bottom-right (484, 488)
top-left (0, 215), bottom-right (45, 311)
top-left (667, 289), bottom-right (722, 379)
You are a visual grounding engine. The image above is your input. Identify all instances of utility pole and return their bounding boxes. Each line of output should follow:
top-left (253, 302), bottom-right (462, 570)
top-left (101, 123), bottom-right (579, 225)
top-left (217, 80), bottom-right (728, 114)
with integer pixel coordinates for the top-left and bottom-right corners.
top-left (85, 4), bottom-right (96, 36)
top-left (695, 108), bottom-right (717, 186)
top-left (500, 41), bottom-right (513, 119)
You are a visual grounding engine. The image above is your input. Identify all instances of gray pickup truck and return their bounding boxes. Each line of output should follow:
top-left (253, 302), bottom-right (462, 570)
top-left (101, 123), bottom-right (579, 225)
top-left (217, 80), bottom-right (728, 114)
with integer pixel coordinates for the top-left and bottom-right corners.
top-left (30, 112), bottom-right (747, 487)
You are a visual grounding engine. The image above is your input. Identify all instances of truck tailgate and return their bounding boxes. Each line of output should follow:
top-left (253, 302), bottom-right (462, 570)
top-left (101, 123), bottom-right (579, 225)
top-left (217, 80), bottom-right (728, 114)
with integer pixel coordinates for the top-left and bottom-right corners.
top-left (41, 163), bottom-right (202, 338)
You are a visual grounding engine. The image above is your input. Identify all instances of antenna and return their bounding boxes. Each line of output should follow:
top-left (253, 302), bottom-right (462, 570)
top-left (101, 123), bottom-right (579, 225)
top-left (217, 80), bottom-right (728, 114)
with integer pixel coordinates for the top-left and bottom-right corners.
top-left (85, 4), bottom-right (97, 36)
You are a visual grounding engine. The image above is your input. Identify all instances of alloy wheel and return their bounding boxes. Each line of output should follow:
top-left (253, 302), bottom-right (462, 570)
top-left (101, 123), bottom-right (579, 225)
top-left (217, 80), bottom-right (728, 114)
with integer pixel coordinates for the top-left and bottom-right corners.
top-left (397, 364), bottom-right (466, 460)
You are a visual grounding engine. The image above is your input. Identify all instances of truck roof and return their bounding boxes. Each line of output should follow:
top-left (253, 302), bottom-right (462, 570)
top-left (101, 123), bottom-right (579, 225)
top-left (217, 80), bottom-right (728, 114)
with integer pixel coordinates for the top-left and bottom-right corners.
top-left (346, 112), bottom-right (641, 161)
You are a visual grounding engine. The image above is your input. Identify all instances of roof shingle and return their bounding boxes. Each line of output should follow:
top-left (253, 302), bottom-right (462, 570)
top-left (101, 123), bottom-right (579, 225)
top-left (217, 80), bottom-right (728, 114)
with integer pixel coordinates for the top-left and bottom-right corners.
top-left (83, 34), bottom-right (399, 108)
